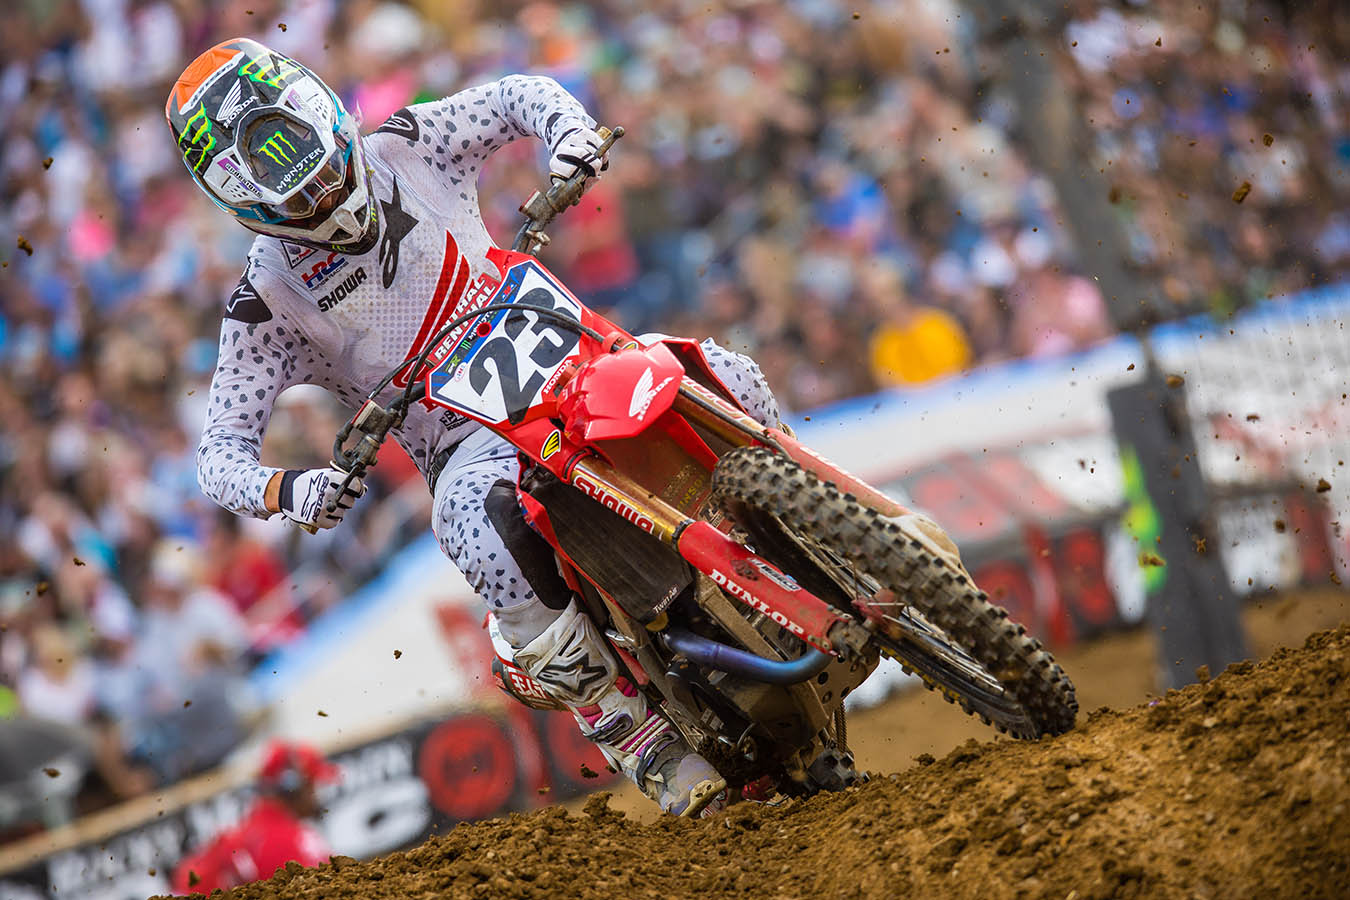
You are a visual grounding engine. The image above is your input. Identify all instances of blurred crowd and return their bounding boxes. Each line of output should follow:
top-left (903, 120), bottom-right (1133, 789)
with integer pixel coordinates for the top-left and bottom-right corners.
top-left (0, 0), bottom-right (1346, 831)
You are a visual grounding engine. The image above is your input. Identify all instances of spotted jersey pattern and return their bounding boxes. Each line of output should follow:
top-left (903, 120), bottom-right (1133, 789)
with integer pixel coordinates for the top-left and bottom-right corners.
top-left (197, 75), bottom-right (596, 517)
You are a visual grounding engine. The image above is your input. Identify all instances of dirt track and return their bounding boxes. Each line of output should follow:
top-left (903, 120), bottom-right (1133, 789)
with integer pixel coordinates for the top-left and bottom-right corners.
top-left (178, 596), bottom-right (1350, 900)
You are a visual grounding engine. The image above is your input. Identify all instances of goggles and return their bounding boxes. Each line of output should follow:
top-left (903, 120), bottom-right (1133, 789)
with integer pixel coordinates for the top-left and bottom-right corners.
top-left (258, 139), bottom-right (353, 221)
top-left (234, 110), bottom-right (354, 223)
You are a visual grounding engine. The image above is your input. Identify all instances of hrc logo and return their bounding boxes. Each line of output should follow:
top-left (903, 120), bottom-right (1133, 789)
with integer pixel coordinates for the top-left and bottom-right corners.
top-left (303, 251), bottom-right (347, 289)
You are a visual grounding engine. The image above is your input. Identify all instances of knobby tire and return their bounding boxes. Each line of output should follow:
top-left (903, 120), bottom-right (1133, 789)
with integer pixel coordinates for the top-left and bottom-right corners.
top-left (711, 446), bottom-right (1077, 739)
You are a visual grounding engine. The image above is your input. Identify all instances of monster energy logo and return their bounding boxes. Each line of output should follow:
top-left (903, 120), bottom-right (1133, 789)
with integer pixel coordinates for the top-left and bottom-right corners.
top-left (239, 57), bottom-right (301, 88)
top-left (258, 131), bottom-right (297, 164)
top-left (178, 106), bottom-right (214, 172)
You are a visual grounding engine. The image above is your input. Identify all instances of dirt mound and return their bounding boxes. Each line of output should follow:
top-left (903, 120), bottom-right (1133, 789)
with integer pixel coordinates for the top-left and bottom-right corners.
top-left (186, 624), bottom-right (1350, 900)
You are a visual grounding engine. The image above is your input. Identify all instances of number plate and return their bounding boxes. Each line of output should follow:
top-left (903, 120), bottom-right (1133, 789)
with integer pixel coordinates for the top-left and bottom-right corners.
top-left (426, 261), bottom-right (583, 426)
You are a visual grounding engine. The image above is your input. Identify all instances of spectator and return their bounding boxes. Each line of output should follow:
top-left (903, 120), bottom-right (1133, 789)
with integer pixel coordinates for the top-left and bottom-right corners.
top-left (172, 740), bottom-right (338, 894)
top-left (864, 262), bottom-right (973, 386)
top-left (17, 624), bottom-right (94, 726)
top-left (136, 540), bottom-right (248, 690)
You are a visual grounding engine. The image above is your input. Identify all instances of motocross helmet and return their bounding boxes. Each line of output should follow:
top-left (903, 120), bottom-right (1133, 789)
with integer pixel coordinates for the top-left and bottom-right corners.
top-left (165, 38), bottom-right (376, 252)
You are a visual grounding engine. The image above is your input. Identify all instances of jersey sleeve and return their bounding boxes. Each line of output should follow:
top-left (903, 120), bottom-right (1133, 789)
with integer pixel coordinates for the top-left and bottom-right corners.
top-left (373, 74), bottom-right (595, 187)
top-left (196, 262), bottom-right (305, 518)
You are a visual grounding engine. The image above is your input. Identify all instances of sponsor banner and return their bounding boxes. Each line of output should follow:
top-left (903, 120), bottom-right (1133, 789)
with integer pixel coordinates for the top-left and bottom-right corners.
top-left (0, 707), bottom-right (620, 900)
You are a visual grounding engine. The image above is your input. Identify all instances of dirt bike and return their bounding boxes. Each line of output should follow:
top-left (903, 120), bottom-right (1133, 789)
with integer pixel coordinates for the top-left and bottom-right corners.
top-left (326, 126), bottom-right (1077, 798)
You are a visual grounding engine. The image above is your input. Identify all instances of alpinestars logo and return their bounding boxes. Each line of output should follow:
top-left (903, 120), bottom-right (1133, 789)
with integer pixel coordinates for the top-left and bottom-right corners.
top-left (535, 632), bottom-right (608, 700)
top-left (224, 267), bottom-right (272, 323)
top-left (374, 107), bottom-right (420, 143)
top-left (378, 178), bottom-right (419, 289)
top-left (628, 367), bottom-right (674, 420)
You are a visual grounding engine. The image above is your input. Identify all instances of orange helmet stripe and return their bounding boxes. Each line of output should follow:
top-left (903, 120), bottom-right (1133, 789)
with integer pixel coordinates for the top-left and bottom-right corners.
top-left (166, 40), bottom-right (244, 116)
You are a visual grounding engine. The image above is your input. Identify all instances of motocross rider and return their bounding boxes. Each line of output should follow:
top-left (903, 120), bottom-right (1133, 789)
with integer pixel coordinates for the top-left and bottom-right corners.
top-left (166, 38), bottom-right (782, 817)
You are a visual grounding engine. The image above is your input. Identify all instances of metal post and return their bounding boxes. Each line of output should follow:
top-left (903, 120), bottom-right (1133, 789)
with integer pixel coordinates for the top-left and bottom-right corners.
top-left (970, 0), bottom-right (1248, 685)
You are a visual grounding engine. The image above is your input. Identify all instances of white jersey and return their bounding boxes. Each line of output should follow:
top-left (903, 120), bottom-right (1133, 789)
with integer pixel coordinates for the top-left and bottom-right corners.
top-left (197, 75), bottom-right (594, 517)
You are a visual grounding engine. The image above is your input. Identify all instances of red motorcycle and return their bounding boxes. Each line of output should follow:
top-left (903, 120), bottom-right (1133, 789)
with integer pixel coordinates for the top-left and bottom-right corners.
top-left (328, 127), bottom-right (1076, 796)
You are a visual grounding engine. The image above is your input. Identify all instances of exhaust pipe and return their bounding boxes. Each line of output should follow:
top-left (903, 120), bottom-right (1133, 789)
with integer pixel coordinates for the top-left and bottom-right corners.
top-left (661, 627), bottom-right (831, 685)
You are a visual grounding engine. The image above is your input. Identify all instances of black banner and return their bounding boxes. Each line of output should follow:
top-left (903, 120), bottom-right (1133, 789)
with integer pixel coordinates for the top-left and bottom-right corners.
top-left (0, 706), bottom-right (618, 900)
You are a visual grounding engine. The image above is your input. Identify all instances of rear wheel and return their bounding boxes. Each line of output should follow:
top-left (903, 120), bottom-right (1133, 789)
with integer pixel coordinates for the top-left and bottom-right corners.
top-left (711, 446), bottom-right (1077, 739)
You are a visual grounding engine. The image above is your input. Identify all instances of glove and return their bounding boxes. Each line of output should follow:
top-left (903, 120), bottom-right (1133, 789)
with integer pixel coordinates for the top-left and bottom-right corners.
top-left (548, 126), bottom-right (609, 181)
top-left (278, 467), bottom-right (365, 530)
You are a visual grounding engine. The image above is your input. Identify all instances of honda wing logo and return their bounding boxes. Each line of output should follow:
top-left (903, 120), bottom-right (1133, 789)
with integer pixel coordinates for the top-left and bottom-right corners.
top-left (216, 80), bottom-right (253, 126)
top-left (628, 367), bottom-right (674, 420)
top-left (258, 131), bottom-right (297, 165)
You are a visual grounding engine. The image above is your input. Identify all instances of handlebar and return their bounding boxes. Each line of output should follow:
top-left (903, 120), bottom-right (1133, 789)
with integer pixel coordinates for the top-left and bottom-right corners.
top-left (512, 125), bottom-right (624, 256)
top-left (312, 125), bottom-right (625, 526)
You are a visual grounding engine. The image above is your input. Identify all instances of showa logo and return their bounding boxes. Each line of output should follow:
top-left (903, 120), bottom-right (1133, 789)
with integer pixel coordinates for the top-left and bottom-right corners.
top-left (317, 266), bottom-right (368, 311)
top-left (303, 251), bottom-right (348, 290)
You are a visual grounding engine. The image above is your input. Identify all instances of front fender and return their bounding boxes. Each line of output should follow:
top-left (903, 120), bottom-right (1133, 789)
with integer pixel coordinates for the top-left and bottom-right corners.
top-left (557, 342), bottom-right (685, 442)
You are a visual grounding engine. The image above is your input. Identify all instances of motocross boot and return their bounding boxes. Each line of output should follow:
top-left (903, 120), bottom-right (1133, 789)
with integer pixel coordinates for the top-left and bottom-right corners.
top-left (514, 597), bottom-right (728, 817)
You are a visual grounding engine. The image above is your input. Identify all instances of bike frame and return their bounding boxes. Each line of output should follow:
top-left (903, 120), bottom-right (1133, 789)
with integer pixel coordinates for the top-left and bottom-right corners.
top-left (416, 246), bottom-right (906, 663)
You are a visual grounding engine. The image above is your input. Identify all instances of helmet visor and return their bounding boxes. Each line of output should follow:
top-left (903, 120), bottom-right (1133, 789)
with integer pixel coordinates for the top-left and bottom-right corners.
top-left (243, 112), bottom-right (350, 220)
top-left (262, 141), bottom-right (352, 221)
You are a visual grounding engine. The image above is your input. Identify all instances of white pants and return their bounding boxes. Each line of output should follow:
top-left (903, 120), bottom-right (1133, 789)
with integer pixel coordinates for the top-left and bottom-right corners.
top-left (430, 339), bottom-right (779, 646)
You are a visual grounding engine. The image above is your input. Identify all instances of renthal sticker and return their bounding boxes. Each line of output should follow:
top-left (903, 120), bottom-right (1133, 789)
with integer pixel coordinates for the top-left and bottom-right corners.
top-left (541, 430), bottom-right (562, 460)
top-left (573, 474), bottom-right (655, 533)
top-left (709, 568), bottom-right (807, 637)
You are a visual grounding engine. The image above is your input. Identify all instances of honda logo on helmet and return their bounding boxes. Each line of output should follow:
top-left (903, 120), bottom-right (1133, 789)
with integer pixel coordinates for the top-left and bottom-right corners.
top-left (216, 80), bottom-right (255, 126)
